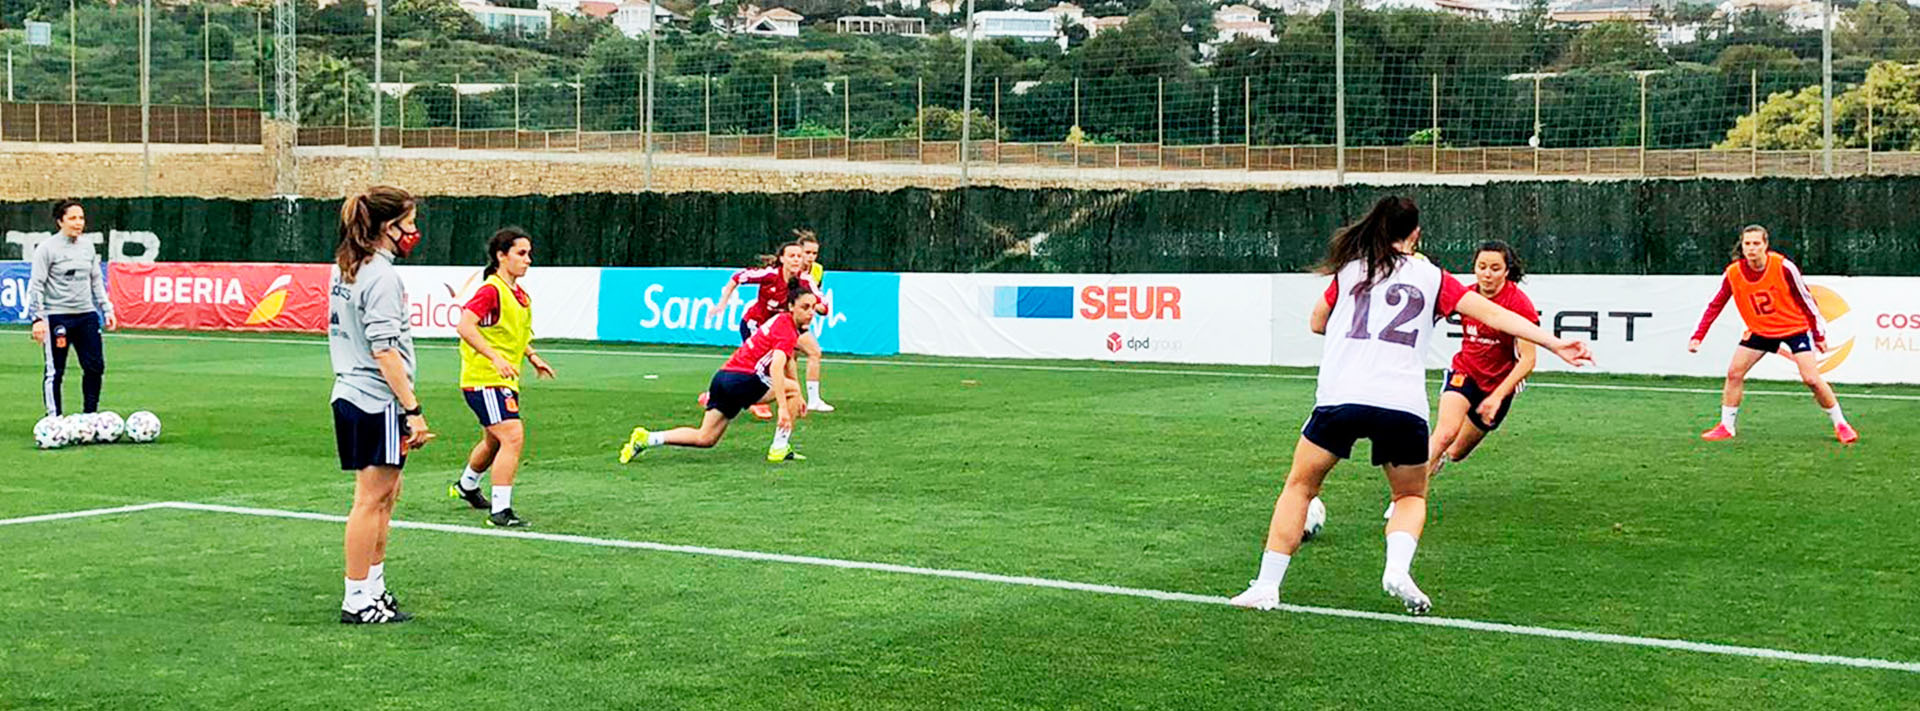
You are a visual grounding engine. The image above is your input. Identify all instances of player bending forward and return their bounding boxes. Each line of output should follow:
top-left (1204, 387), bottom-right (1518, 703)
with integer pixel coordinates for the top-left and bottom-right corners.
top-left (622, 290), bottom-right (818, 464)
top-left (1229, 196), bottom-right (1592, 616)
top-left (1689, 225), bottom-right (1856, 444)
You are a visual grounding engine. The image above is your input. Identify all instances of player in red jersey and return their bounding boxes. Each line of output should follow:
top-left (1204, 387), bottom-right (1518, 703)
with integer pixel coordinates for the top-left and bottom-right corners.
top-left (1383, 241), bottom-right (1540, 520)
top-left (706, 242), bottom-right (826, 420)
top-left (1689, 225), bottom-right (1854, 443)
top-left (622, 290), bottom-right (818, 463)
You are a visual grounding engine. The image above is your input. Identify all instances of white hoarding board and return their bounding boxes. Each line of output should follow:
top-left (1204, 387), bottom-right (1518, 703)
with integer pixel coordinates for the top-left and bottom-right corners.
top-left (393, 265), bottom-right (600, 341)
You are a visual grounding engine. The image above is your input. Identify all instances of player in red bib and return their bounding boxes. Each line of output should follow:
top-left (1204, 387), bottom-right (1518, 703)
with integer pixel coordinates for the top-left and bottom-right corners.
top-left (706, 242), bottom-right (826, 420)
top-left (622, 290), bottom-right (818, 464)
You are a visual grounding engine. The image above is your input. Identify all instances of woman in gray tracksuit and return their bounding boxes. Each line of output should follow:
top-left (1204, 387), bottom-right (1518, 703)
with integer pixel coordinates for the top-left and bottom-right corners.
top-left (28, 200), bottom-right (117, 417)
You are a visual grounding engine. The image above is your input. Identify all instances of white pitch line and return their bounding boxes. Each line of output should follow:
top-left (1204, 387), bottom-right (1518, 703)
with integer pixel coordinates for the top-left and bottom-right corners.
top-left (0, 501), bottom-right (174, 527)
top-left (7, 500), bottom-right (1899, 674)
top-left (101, 331), bottom-right (1920, 402)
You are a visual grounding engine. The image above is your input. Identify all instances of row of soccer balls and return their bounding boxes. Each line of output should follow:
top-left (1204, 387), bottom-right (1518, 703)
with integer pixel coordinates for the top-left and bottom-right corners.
top-left (33, 411), bottom-right (162, 449)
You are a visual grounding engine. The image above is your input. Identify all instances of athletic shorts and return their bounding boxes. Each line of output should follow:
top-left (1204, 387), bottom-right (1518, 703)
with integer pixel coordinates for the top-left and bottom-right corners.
top-left (1739, 331), bottom-right (1814, 355)
top-left (333, 399), bottom-right (408, 471)
top-left (706, 370), bottom-right (769, 420)
top-left (464, 387), bottom-right (521, 427)
top-left (1300, 404), bottom-right (1430, 467)
top-left (1442, 370), bottom-right (1516, 432)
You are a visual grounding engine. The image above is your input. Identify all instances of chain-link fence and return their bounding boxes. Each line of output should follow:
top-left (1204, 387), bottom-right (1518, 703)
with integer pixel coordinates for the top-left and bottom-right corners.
top-left (4, 0), bottom-right (1918, 182)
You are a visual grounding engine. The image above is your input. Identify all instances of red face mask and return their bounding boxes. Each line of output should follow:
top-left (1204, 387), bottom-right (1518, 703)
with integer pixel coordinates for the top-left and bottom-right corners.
top-left (394, 225), bottom-right (422, 258)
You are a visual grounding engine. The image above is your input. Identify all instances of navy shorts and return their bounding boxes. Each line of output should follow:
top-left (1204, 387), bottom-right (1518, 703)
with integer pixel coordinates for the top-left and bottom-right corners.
top-left (706, 370), bottom-right (769, 420)
top-left (1739, 331), bottom-right (1814, 355)
top-left (332, 399), bottom-right (407, 471)
top-left (464, 387), bottom-right (521, 427)
top-left (1301, 404), bottom-right (1430, 467)
top-left (1442, 370), bottom-right (1515, 432)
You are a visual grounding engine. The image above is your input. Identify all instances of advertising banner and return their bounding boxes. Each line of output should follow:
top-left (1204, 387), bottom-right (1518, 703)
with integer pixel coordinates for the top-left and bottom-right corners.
top-left (392, 266), bottom-right (601, 341)
top-left (1271, 274), bottom-right (1920, 385)
top-left (0, 261), bottom-right (35, 325)
top-left (108, 262), bottom-right (331, 332)
top-left (596, 267), bottom-right (901, 356)
top-left (900, 274), bottom-right (1275, 365)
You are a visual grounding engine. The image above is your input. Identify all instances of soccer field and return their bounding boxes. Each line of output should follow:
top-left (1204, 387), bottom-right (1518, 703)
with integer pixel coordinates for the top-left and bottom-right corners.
top-left (4, 331), bottom-right (1918, 709)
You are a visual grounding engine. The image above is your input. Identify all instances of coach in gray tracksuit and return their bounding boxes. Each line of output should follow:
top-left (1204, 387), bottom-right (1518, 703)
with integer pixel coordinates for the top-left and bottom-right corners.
top-left (28, 200), bottom-right (117, 417)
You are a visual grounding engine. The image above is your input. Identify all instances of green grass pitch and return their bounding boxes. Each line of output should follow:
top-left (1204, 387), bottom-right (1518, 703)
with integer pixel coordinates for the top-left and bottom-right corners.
top-left (3, 331), bottom-right (1917, 709)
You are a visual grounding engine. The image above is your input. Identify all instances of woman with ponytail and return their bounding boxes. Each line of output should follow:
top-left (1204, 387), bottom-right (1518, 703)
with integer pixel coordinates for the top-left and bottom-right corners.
top-left (704, 241), bottom-right (827, 420)
top-left (1228, 196), bottom-right (1594, 617)
top-left (449, 227), bottom-right (555, 528)
top-left (328, 185), bottom-right (433, 625)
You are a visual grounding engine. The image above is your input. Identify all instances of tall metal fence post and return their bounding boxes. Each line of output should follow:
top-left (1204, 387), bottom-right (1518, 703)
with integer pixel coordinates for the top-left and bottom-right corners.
top-left (961, 0), bottom-right (976, 184)
top-left (140, 0), bottom-right (151, 192)
top-left (1821, 0), bottom-right (1833, 176)
top-left (1639, 72), bottom-right (1648, 177)
top-left (772, 75), bottom-right (780, 142)
top-left (455, 73), bottom-right (462, 143)
top-left (1156, 76), bottom-right (1164, 169)
top-left (1533, 75), bottom-right (1542, 174)
top-left (703, 74), bottom-right (711, 155)
top-left (514, 72), bottom-right (521, 149)
top-left (574, 72), bottom-right (583, 151)
top-left (272, 0), bottom-right (298, 196)
top-left (1073, 77), bottom-right (1080, 169)
top-left (916, 77), bottom-right (924, 161)
top-left (1244, 76), bottom-right (1251, 172)
top-left (69, 0), bottom-right (77, 142)
top-left (372, 0), bottom-right (383, 178)
top-left (397, 71), bottom-right (405, 149)
top-left (645, 4), bottom-right (656, 190)
top-left (1430, 73), bottom-right (1439, 172)
top-left (993, 77), bottom-right (1001, 166)
top-left (343, 74), bottom-right (350, 134)
top-left (1334, 0), bottom-right (1345, 185)
top-left (1750, 69), bottom-right (1758, 176)
top-left (256, 11), bottom-right (265, 111)
top-left (204, 5), bottom-right (212, 144)
top-left (842, 76), bottom-right (851, 159)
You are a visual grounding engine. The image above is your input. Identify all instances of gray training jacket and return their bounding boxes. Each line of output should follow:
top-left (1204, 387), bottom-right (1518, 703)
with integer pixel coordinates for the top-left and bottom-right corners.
top-left (327, 251), bottom-right (416, 414)
top-left (27, 235), bottom-right (113, 321)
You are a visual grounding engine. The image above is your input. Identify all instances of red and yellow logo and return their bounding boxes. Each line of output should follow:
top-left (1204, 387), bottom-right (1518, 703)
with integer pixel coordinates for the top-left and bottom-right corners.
top-left (1810, 285), bottom-right (1853, 374)
top-left (243, 275), bottom-right (295, 325)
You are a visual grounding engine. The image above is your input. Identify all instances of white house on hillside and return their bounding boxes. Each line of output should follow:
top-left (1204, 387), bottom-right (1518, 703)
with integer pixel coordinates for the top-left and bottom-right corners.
top-left (612, 0), bottom-right (683, 36)
top-left (952, 10), bottom-right (1060, 45)
top-left (459, 0), bottom-right (552, 36)
top-left (739, 6), bottom-right (804, 36)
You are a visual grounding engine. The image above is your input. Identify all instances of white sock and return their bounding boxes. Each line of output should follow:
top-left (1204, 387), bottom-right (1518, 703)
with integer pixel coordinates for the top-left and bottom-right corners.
top-left (343, 577), bottom-right (373, 611)
top-left (647, 431), bottom-right (669, 447)
top-left (459, 467), bottom-right (483, 490)
top-left (1825, 405), bottom-right (1847, 426)
top-left (368, 562), bottom-right (386, 598)
top-left (807, 382), bottom-right (822, 402)
top-left (1255, 549), bottom-right (1290, 587)
top-left (492, 486), bottom-right (512, 513)
top-left (1720, 406), bottom-right (1739, 429)
top-left (772, 427), bottom-right (792, 449)
top-left (1384, 531), bottom-right (1419, 580)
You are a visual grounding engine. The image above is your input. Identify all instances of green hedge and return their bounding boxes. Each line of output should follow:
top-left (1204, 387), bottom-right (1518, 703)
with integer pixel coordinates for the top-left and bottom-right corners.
top-left (5, 179), bottom-right (1916, 275)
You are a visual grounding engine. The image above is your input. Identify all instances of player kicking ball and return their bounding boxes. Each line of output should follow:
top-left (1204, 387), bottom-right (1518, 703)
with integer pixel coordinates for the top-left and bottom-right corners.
top-left (621, 291), bottom-right (817, 464)
top-left (1689, 225), bottom-right (1856, 444)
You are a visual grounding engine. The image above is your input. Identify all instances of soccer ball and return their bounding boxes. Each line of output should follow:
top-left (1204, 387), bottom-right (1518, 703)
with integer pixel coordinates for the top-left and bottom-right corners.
top-left (1303, 496), bottom-right (1328, 541)
top-left (33, 416), bottom-right (66, 449)
top-left (58, 415), bottom-right (92, 445)
top-left (91, 412), bottom-right (126, 444)
top-left (125, 411), bottom-right (162, 443)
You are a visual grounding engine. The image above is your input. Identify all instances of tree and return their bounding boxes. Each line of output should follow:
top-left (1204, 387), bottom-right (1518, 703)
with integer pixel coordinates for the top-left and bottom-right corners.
top-left (1713, 44), bottom-right (1799, 78)
top-left (313, 0), bottom-right (369, 35)
top-left (1838, 0), bottom-right (1920, 62)
top-left (1561, 20), bottom-right (1669, 70)
top-left (390, 0), bottom-right (482, 39)
top-left (1719, 61), bottom-right (1920, 150)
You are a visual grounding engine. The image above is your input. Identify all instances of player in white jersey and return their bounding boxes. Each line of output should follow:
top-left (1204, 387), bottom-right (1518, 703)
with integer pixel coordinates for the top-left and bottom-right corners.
top-left (1229, 196), bottom-right (1593, 615)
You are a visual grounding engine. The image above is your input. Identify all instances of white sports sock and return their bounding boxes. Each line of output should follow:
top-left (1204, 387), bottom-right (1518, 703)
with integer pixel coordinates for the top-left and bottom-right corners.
top-left (1720, 406), bottom-right (1739, 429)
top-left (647, 431), bottom-right (669, 447)
top-left (344, 577), bottom-right (373, 611)
top-left (1825, 405), bottom-right (1847, 426)
top-left (1255, 550), bottom-right (1290, 587)
top-left (492, 486), bottom-right (512, 514)
top-left (367, 562), bottom-right (386, 598)
top-left (1384, 531), bottom-right (1419, 579)
top-left (771, 427), bottom-right (792, 449)
top-left (458, 467), bottom-right (483, 490)
top-left (807, 382), bottom-right (822, 402)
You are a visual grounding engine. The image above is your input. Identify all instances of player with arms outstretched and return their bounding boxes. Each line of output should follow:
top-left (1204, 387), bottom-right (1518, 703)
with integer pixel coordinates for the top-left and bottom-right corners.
top-left (707, 242), bottom-right (826, 420)
top-left (1229, 196), bottom-right (1592, 616)
top-left (624, 290), bottom-right (818, 463)
top-left (1689, 225), bottom-right (1855, 444)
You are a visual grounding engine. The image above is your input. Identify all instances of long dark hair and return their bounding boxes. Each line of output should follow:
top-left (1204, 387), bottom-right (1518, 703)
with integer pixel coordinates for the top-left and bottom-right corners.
top-left (1321, 196), bottom-right (1420, 287)
top-left (484, 227), bottom-right (532, 278)
top-left (754, 241), bottom-right (805, 269)
top-left (1732, 224), bottom-right (1769, 262)
top-left (51, 199), bottom-right (82, 224)
top-left (337, 186), bottom-right (415, 283)
top-left (1475, 240), bottom-right (1525, 284)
